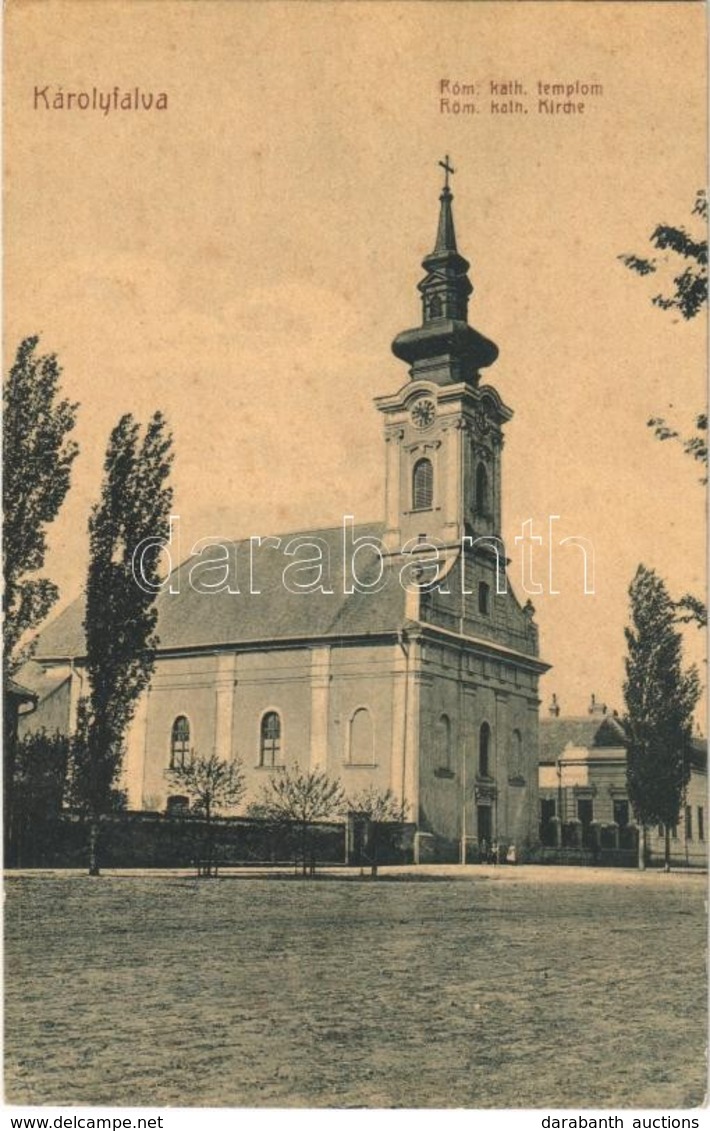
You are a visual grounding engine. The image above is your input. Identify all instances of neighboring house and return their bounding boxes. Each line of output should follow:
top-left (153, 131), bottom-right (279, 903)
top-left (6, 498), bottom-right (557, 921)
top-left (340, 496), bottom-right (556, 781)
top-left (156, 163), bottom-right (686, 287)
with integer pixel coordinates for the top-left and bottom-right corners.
top-left (5, 676), bottom-right (39, 745)
top-left (4, 676), bottom-right (39, 863)
top-left (539, 695), bottom-right (707, 867)
top-left (18, 172), bottom-right (549, 862)
top-left (16, 660), bottom-right (73, 740)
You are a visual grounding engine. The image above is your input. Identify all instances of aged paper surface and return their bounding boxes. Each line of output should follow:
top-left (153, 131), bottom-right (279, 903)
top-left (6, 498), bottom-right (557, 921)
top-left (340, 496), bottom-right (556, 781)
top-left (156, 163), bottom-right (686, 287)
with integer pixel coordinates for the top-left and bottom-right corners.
top-left (4, 0), bottom-right (707, 1114)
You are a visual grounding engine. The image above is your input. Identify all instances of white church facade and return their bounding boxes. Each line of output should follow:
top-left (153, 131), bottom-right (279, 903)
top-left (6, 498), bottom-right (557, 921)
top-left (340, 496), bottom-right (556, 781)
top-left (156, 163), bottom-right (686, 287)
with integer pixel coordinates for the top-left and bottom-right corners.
top-left (23, 168), bottom-right (550, 861)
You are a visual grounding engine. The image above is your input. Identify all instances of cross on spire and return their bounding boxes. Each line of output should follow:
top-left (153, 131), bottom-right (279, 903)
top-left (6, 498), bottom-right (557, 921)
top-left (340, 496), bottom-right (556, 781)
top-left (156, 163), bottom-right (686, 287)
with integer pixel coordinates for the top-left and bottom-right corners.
top-left (438, 154), bottom-right (455, 189)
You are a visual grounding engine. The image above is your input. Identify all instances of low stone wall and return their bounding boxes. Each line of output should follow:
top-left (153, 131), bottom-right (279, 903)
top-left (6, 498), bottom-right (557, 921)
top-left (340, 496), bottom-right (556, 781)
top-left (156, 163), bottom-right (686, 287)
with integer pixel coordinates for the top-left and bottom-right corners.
top-left (529, 846), bottom-right (638, 868)
top-left (8, 812), bottom-right (420, 870)
top-left (10, 812), bottom-right (347, 869)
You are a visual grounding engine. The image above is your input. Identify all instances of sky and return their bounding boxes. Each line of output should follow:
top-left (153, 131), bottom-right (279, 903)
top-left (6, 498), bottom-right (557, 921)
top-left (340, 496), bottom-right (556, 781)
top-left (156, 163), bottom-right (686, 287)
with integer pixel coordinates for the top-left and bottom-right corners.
top-left (4, 0), bottom-right (707, 720)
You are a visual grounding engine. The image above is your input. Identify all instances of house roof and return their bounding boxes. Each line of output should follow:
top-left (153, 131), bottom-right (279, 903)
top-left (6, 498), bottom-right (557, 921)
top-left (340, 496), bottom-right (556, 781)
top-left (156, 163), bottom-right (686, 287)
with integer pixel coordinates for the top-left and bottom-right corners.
top-left (689, 737), bottom-right (707, 771)
top-left (539, 715), bottom-right (627, 764)
top-left (13, 660), bottom-right (72, 700)
top-left (5, 677), bottom-right (39, 705)
top-left (34, 522), bottom-right (410, 660)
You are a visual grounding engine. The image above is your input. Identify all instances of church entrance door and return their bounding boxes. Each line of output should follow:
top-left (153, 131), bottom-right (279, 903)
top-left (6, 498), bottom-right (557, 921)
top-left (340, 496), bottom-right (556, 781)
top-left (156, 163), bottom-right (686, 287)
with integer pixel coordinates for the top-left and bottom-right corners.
top-left (477, 804), bottom-right (492, 849)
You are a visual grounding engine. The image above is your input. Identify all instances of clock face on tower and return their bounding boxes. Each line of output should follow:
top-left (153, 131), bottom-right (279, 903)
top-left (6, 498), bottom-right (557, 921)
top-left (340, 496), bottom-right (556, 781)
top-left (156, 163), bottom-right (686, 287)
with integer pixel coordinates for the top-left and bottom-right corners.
top-left (410, 398), bottom-right (436, 430)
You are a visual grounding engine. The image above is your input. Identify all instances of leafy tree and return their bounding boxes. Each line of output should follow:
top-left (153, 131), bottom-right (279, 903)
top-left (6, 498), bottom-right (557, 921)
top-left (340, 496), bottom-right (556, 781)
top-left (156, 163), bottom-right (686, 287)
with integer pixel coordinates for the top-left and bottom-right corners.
top-left (71, 412), bottom-right (173, 874)
top-left (3, 336), bottom-right (80, 673)
top-left (619, 190), bottom-right (707, 321)
top-left (166, 751), bottom-right (246, 875)
top-left (623, 565), bottom-right (701, 871)
top-left (620, 193), bottom-right (708, 627)
top-left (250, 764), bottom-right (345, 876)
top-left (346, 786), bottom-right (409, 876)
top-left (3, 337), bottom-right (78, 863)
top-left (10, 729), bottom-right (70, 866)
top-left (647, 413), bottom-right (707, 487)
top-left (674, 592), bottom-right (707, 631)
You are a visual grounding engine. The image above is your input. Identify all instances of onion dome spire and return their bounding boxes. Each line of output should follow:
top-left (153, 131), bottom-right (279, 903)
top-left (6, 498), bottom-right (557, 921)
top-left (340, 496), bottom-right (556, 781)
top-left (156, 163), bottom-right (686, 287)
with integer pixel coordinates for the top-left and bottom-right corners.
top-left (391, 157), bottom-right (498, 386)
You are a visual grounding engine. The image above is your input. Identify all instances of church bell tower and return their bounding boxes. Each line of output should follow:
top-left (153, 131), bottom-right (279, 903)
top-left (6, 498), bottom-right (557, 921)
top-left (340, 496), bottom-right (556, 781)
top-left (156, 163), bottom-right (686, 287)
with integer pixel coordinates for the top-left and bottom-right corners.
top-left (376, 158), bottom-right (513, 557)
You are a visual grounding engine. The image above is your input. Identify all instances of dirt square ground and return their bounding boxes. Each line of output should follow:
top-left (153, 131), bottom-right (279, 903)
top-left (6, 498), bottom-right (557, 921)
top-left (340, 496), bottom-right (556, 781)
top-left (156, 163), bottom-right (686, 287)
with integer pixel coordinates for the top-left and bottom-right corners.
top-left (4, 865), bottom-right (706, 1108)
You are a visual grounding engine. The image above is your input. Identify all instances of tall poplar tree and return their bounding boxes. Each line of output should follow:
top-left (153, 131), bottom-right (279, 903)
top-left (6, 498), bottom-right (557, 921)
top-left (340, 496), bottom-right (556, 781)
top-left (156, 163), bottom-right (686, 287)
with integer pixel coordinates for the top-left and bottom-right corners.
top-left (3, 336), bottom-right (79, 673)
top-left (3, 336), bottom-right (78, 862)
top-left (71, 412), bottom-right (173, 874)
top-left (623, 565), bottom-right (701, 871)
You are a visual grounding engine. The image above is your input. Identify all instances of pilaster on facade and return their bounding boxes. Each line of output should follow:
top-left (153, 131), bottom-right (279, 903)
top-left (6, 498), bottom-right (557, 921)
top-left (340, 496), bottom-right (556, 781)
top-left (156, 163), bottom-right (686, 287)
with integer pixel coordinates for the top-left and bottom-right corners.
top-left (67, 662), bottom-right (86, 735)
top-left (460, 680), bottom-right (477, 746)
top-left (404, 655), bottom-right (425, 820)
top-left (309, 645), bottom-right (331, 772)
top-left (214, 652), bottom-right (237, 761)
top-left (442, 416), bottom-right (463, 543)
top-left (122, 687), bottom-right (150, 810)
top-left (383, 427), bottom-right (405, 553)
top-left (390, 642), bottom-right (408, 803)
top-left (390, 633), bottom-right (425, 818)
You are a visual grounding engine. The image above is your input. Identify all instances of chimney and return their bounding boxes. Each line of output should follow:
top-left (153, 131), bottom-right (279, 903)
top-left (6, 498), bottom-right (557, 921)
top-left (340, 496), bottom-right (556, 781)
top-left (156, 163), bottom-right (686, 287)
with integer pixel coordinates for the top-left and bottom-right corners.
top-left (588, 694), bottom-right (607, 716)
top-left (549, 694), bottom-right (560, 718)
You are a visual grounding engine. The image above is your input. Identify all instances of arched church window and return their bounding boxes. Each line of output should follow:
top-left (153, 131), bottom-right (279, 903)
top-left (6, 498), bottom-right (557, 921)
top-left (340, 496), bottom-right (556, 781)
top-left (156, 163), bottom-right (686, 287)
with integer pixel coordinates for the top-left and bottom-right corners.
top-left (475, 463), bottom-right (489, 516)
top-left (349, 707), bottom-right (375, 765)
top-left (428, 295), bottom-right (443, 319)
top-left (170, 715), bottom-right (190, 769)
top-left (437, 713), bottom-right (452, 771)
top-left (479, 722), bottom-right (491, 778)
top-left (413, 458), bottom-right (434, 511)
top-left (260, 711), bottom-right (282, 767)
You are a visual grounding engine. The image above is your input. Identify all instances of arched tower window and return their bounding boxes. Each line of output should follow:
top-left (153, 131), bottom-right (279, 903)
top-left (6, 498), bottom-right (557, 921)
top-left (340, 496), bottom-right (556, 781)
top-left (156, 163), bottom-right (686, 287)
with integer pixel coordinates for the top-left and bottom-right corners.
top-left (475, 463), bottom-right (489, 516)
top-left (436, 713), bottom-right (452, 771)
top-left (260, 711), bottom-right (282, 767)
top-left (428, 294), bottom-right (443, 319)
top-left (170, 716), bottom-right (190, 770)
top-left (413, 458), bottom-right (434, 511)
top-left (349, 707), bottom-right (375, 765)
top-left (479, 722), bottom-right (491, 777)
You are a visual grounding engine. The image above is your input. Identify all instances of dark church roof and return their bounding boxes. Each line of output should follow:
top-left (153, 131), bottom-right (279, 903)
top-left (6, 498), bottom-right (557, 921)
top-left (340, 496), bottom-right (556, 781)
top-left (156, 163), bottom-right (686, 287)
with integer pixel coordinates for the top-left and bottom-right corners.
top-left (34, 522), bottom-right (410, 660)
top-left (539, 715), bottom-right (627, 764)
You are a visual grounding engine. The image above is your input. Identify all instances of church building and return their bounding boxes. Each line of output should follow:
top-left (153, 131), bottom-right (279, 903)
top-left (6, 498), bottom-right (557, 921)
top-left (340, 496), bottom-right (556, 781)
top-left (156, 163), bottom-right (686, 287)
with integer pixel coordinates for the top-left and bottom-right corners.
top-left (23, 165), bottom-right (550, 862)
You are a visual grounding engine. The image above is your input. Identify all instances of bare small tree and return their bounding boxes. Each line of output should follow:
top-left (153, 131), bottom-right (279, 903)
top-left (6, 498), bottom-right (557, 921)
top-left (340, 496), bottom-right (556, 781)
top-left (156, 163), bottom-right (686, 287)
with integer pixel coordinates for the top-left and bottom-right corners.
top-left (167, 752), bottom-right (246, 876)
top-left (347, 786), bottom-right (409, 876)
top-left (347, 786), bottom-right (408, 824)
top-left (251, 764), bottom-right (345, 877)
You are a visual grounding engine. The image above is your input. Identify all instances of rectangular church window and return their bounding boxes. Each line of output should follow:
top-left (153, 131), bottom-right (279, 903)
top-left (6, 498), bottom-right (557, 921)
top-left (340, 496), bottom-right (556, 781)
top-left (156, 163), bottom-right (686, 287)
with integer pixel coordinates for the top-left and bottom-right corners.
top-left (478, 581), bottom-right (490, 615)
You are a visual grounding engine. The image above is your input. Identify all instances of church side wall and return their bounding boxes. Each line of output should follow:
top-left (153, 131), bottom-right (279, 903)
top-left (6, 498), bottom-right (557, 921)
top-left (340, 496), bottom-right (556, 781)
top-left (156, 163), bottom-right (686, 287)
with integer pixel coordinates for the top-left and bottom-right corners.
top-left (417, 637), bottom-right (541, 859)
top-left (142, 654), bottom-right (220, 809)
top-left (138, 643), bottom-right (398, 814)
top-left (232, 649), bottom-right (313, 806)
top-left (326, 642), bottom-right (395, 801)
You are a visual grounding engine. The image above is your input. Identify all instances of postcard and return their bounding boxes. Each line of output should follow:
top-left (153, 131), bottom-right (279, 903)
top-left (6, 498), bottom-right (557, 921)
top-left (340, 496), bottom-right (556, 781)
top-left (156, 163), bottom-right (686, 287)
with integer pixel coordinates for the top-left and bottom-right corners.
top-left (4, 0), bottom-right (707, 1115)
